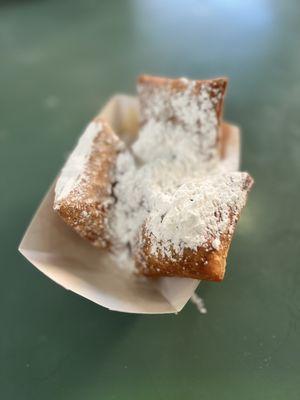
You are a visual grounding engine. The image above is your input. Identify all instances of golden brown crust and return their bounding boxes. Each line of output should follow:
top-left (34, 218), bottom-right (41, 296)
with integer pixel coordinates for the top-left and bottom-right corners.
top-left (135, 230), bottom-right (231, 281)
top-left (54, 118), bottom-right (124, 248)
top-left (53, 76), bottom-right (252, 285)
top-left (135, 174), bottom-right (253, 281)
top-left (138, 74), bottom-right (228, 123)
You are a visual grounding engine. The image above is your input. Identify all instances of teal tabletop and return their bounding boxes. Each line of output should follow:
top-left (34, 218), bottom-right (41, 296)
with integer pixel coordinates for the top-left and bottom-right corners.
top-left (1, 1), bottom-right (300, 399)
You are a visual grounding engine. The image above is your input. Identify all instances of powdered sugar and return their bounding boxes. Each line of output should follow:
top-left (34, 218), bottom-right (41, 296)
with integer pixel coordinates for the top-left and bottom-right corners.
top-left (137, 79), bottom-right (222, 164)
top-left (108, 77), bottom-right (243, 268)
top-left (55, 121), bottom-right (102, 202)
top-left (190, 293), bottom-right (207, 314)
top-left (211, 237), bottom-right (221, 250)
top-left (145, 172), bottom-right (250, 259)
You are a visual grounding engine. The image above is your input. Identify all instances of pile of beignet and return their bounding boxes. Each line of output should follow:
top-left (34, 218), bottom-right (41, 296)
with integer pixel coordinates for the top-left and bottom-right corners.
top-left (54, 75), bottom-right (253, 281)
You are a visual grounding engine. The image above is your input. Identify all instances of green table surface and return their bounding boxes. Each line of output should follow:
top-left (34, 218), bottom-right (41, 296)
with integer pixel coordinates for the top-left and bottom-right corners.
top-left (1, 0), bottom-right (300, 399)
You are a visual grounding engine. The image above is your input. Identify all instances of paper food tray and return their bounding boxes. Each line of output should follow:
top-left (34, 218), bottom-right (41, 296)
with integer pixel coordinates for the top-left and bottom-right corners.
top-left (19, 94), bottom-right (240, 314)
